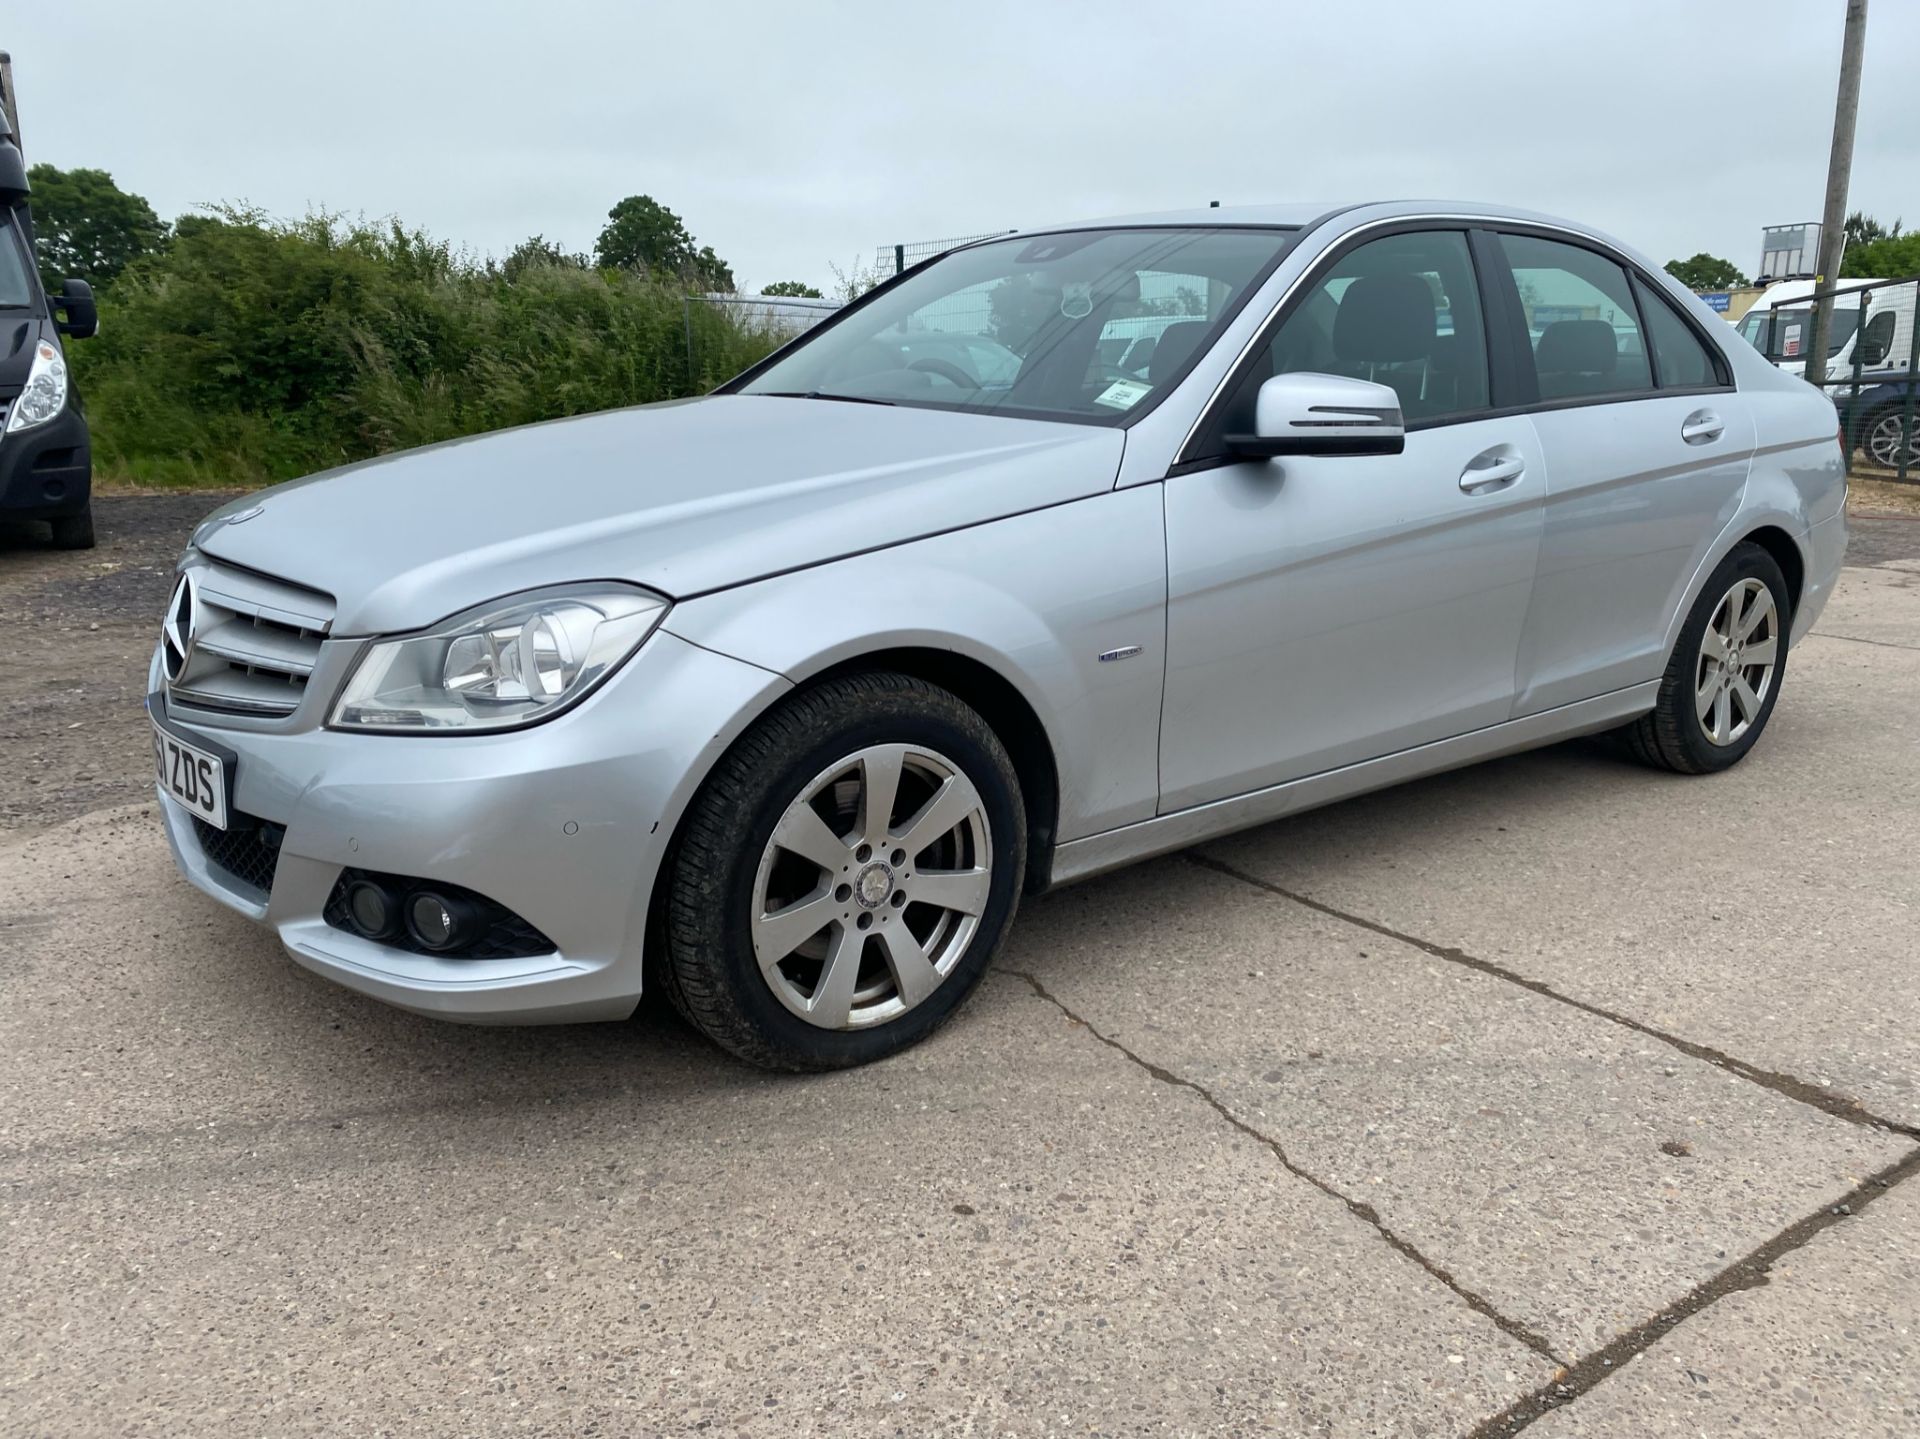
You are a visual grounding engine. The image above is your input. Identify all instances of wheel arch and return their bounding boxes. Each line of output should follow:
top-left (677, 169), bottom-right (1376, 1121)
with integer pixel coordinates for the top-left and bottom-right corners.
top-left (1662, 513), bottom-right (1812, 660)
top-left (646, 644), bottom-right (1066, 992)
top-left (1740, 524), bottom-right (1806, 618)
top-left (798, 647), bottom-right (1062, 895)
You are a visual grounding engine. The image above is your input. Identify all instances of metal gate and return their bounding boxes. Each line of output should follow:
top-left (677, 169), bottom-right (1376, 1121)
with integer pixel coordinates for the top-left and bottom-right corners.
top-left (1792, 273), bottom-right (1919, 484)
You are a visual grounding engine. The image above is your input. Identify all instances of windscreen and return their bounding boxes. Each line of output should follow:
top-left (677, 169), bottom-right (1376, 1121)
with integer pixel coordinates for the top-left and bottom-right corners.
top-left (1737, 305), bottom-right (1860, 362)
top-left (0, 219), bottom-right (35, 308)
top-left (737, 227), bottom-right (1297, 424)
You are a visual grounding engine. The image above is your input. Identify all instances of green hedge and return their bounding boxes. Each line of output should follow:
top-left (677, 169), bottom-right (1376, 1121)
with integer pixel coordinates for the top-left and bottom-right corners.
top-left (74, 210), bottom-right (787, 487)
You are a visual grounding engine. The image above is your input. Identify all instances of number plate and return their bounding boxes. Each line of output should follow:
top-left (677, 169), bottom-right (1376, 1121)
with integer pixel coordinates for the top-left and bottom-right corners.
top-left (151, 718), bottom-right (230, 829)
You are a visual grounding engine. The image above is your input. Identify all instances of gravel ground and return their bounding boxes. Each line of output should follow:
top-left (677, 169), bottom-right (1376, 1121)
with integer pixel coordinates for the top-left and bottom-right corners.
top-left (0, 492), bottom-right (239, 828)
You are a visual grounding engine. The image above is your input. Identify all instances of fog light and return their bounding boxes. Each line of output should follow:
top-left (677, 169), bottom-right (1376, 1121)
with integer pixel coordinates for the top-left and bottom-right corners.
top-left (342, 879), bottom-right (400, 940)
top-left (405, 889), bottom-right (481, 953)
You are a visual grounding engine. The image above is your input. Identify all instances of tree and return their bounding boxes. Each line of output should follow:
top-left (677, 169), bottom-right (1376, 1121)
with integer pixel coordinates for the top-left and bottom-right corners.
top-left (761, 279), bottom-right (822, 298)
top-left (26, 163), bottom-right (167, 287)
top-left (987, 273), bottom-right (1060, 354)
top-left (692, 244), bottom-right (734, 293)
top-left (1664, 253), bottom-right (1744, 291)
top-left (1844, 211), bottom-right (1903, 247)
top-left (592, 194), bottom-right (734, 291)
top-left (1841, 231), bottom-right (1920, 279)
top-left (498, 234), bottom-right (588, 283)
top-left (594, 194), bottom-right (694, 275)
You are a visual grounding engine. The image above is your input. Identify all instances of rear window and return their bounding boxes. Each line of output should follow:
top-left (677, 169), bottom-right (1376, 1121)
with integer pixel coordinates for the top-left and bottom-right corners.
top-left (1634, 276), bottom-right (1725, 389)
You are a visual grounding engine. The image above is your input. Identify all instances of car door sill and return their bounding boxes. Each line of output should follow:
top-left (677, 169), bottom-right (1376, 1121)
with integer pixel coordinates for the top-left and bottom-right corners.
top-left (1047, 682), bottom-right (1660, 889)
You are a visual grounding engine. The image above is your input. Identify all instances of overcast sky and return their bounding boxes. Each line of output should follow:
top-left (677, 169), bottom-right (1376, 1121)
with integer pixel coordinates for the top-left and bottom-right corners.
top-left (8, 1), bottom-right (1916, 291)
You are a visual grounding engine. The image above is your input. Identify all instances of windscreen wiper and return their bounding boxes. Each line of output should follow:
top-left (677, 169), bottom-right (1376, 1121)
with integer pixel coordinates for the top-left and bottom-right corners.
top-left (758, 390), bottom-right (897, 407)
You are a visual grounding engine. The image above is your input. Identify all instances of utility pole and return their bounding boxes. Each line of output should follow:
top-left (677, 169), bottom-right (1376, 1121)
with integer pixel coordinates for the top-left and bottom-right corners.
top-left (1804, 0), bottom-right (1868, 388)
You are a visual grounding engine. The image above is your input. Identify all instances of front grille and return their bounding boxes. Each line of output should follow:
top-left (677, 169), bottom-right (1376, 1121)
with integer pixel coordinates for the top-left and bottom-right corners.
top-left (167, 558), bottom-right (335, 719)
top-left (192, 813), bottom-right (286, 898)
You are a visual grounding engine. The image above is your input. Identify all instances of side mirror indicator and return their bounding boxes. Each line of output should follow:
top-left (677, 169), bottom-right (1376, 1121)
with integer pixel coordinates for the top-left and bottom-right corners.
top-left (1225, 371), bottom-right (1407, 458)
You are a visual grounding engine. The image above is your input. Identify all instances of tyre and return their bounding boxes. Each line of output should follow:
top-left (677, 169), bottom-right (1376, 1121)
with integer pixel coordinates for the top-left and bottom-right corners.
top-left (48, 504), bottom-right (96, 551)
top-left (1623, 542), bottom-right (1790, 775)
top-left (1858, 405), bottom-right (1918, 472)
top-left (663, 671), bottom-right (1025, 1071)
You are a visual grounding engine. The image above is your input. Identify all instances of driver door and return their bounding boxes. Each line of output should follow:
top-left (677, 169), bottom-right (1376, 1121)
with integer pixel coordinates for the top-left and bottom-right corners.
top-left (1158, 227), bottom-right (1546, 811)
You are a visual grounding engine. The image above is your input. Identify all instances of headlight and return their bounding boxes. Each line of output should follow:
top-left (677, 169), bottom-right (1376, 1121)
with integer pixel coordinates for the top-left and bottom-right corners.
top-left (5, 339), bottom-right (69, 434)
top-left (330, 584), bottom-right (669, 733)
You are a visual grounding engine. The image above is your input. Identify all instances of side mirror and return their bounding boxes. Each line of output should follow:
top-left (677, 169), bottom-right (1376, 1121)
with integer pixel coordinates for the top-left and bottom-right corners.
top-left (1857, 337), bottom-right (1888, 368)
top-left (53, 278), bottom-right (98, 340)
top-left (1225, 372), bottom-right (1405, 458)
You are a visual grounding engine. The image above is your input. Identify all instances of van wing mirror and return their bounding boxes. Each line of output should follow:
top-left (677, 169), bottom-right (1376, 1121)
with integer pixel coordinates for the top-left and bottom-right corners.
top-left (1225, 372), bottom-right (1406, 458)
top-left (54, 278), bottom-right (97, 340)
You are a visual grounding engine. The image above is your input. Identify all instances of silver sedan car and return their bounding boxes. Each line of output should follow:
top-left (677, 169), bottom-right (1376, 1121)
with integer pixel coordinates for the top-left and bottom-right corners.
top-left (150, 201), bottom-right (1846, 1069)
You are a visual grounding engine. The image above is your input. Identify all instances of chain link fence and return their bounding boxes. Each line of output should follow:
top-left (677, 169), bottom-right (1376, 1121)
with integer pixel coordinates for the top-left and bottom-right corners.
top-left (875, 231), bottom-right (1014, 278)
top-left (1795, 274), bottom-right (1919, 484)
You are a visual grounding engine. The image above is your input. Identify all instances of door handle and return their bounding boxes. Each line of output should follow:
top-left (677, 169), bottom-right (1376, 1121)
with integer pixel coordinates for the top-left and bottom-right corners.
top-left (1459, 449), bottom-right (1525, 494)
top-left (1681, 409), bottom-right (1725, 445)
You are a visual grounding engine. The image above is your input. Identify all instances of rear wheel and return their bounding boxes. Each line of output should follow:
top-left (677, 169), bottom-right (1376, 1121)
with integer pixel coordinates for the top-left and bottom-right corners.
top-left (663, 672), bottom-right (1024, 1071)
top-left (48, 504), bottom-right (95, 551)
top-left (1623, 542), bottom-right (1790, 774)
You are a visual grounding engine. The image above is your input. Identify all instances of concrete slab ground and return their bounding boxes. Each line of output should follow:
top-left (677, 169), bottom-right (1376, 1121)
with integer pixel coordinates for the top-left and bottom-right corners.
top-left (2, 815), bottom-right (1551, 1438)
top-left (1203, 565), bottom-right (1920, 1131)
top-left (1528, 1172), bottom-right (1920, 1438)
top-left (1006, 860), bottom-right (1905, 1363)
top-left (3, 504), bottom-right (1919, 1437)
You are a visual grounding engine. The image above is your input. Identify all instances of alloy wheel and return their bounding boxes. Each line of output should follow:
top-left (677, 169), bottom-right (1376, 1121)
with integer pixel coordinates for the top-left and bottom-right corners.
top-left (1866, 412), bottom-right (1919, 471)
top-left (750, 743), bottom-right (993, 1030)
top-left (1695, 577), bottom-right (1779, 747)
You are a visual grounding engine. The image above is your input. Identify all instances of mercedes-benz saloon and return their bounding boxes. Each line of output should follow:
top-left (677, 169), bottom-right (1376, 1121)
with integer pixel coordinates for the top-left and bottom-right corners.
top-left (149, 201), bottom-right (1846, 1070)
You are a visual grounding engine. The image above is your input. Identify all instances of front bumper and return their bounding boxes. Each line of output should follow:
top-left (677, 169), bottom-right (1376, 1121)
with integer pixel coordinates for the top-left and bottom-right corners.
top-left (151, 630), bottom-right (788, 1023)
top-left (0, 402), bottom-right (91, 521)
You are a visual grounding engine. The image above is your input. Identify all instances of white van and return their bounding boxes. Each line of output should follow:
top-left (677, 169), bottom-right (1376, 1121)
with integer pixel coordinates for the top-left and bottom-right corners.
top-left (1734, 277), bottom-right (1914, 382)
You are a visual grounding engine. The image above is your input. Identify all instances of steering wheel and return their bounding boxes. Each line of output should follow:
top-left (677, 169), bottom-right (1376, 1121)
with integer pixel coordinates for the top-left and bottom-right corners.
top-left (906, 357), bottom-right (981, 390)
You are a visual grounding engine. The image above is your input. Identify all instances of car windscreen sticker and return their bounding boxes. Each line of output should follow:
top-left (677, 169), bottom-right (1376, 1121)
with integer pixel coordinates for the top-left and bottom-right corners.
top-left (1093, 378), bottom-right (1152, 410)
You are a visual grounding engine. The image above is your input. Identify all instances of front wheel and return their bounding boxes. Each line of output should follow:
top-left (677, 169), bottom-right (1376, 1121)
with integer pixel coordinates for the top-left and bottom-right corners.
top-left (1622, 542), bottom-right (1790, 774)
top-left (663, 672), bottom-right (1025, 1071)
top-left (48, 504), bottom-right (96, 551)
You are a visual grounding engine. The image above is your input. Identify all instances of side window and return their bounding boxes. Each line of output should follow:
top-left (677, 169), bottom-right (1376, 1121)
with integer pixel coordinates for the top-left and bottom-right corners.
top-left (1496, 234), bottom-right (1652, 401)
top-left (1229, 229), bottom-right (1491, 432)
top-left (1859, 309), bottom-right (1896, 367)
top-left (1634, 275), bottom-right (1725, 389)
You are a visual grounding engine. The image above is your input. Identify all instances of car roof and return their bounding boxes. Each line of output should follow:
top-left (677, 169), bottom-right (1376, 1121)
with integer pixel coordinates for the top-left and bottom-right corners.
top-left (1014, 199), bottom-right (1614, 239)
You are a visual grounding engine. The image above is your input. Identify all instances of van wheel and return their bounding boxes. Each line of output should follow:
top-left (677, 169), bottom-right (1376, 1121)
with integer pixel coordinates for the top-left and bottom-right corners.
top-left (1623, 542), bottom-right (1790, 774)
top-left (1860, 406), bottom-right (1918, 471)
top-left (49, 505), bottom-right (96, 551)
top-left (663, 672), bottom-right (1024, 1071)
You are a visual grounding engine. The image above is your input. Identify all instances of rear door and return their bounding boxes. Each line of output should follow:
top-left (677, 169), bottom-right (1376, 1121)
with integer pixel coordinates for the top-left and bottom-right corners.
top-left (1486, 231), bottom-right (1755, 715)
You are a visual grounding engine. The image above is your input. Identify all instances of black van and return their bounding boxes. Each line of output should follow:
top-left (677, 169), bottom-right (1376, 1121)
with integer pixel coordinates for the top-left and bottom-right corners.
top-left (1, 56), bottom-right (98, 549)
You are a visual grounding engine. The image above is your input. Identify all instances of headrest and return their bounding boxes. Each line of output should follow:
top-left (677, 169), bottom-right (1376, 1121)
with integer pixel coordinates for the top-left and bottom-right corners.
top-left (1332, 274), bottom-right (1436, 364)
top-left (1535, 319), bottom-right (1618, 374)
top-left (1148, 321), bottom-right (1211, 385)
